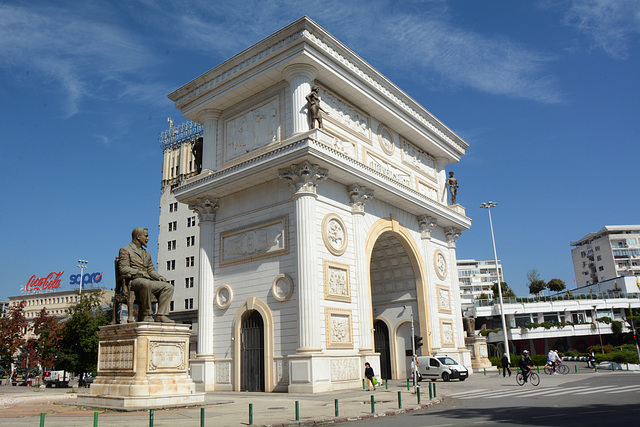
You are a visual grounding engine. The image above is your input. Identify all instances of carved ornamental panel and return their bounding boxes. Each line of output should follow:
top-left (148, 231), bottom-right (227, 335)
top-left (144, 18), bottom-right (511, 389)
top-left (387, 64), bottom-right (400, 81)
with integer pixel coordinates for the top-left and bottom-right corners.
top-left (323, 260), bottom-right (351, 303)
top-left (220, 216), bottom-right (288, 266)
top-left (224, 97), bottom-right (280, 163)
top-left (325, 308), bottom-right (353, 349)
top-left (98, 340), bottom-right (135, 373)
top-left (148, 340), bottom-right (187, 372)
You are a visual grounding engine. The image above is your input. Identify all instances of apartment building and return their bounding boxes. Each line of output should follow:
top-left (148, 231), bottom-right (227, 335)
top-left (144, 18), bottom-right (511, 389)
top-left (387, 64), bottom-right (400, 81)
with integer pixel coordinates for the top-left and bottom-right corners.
top-left (457, 259), bottom-right (503, 307)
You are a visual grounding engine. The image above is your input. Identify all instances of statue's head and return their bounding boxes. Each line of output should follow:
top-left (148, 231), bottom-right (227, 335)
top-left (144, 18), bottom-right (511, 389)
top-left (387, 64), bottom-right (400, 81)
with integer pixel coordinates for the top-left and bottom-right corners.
top-left (311, 85), bottom-right (319, 93)
top-left (131, 227), bottom-right (149, 248)
top-left (449, 171), bottom-right (454, 177)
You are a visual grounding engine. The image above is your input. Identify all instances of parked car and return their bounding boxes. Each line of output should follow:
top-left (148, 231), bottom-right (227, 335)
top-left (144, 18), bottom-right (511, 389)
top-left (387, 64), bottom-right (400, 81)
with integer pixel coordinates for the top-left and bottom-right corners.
top-left (417, 355), bottom-right (469, 382)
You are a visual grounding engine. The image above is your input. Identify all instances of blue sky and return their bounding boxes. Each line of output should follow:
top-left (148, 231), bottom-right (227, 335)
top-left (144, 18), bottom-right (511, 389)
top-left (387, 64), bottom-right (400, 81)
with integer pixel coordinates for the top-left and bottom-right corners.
top-left (1, 0), bottom-right (639, 301)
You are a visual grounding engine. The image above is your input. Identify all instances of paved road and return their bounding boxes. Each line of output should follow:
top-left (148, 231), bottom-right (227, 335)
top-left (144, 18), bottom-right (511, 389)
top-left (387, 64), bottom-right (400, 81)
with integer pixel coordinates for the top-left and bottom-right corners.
top-left (366, 365), bottom-right (640, 426)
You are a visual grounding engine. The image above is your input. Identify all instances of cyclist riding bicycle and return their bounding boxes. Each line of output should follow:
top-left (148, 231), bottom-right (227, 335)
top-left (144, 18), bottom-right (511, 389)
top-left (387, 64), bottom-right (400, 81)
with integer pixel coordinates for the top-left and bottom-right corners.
top-left (519, 350), bottom-right (534, 383)
top-left (547, 349), bottom-right (558, 374)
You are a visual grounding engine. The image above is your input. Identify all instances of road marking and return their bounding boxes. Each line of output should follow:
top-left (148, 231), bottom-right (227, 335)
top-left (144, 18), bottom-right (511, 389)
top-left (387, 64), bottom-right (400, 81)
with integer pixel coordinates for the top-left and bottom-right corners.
top-left (573, 386), bottom-right (620, 395)
top-left (606, 386), bottom-right (640, 394)
top-left (446, 389), bottom-right (489, 397)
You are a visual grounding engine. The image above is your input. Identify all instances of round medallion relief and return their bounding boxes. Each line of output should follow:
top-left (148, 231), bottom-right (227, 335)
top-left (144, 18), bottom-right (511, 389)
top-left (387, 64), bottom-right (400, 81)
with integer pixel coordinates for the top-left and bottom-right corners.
top-left (215, 284), bottom-right (233, 310)
top-left (272, 274), bottom-right (294, 302)
top-left (433, 249), bottom-right (448, 280)
top-left (322, 213), bottom-right (348, 256)
top-left (377, 125), bottom-right (394, 156)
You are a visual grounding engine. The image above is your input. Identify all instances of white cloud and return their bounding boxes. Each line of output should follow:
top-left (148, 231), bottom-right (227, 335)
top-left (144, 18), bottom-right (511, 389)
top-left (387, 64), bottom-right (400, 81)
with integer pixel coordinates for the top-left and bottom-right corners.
top-left (563, 0), bottom-right (640, 59)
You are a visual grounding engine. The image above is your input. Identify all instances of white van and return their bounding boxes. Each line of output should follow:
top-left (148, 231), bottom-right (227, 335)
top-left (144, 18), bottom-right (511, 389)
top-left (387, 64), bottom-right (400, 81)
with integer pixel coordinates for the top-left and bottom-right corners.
top-left (417, 356), bottom-right (468, 382)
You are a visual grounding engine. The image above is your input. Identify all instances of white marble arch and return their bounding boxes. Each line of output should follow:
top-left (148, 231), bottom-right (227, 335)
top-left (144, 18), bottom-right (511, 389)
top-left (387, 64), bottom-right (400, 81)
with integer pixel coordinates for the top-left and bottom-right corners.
top-left (232, 297), bottom-right (275, 392)
top-left (365, 216), bottom-right (431, 358)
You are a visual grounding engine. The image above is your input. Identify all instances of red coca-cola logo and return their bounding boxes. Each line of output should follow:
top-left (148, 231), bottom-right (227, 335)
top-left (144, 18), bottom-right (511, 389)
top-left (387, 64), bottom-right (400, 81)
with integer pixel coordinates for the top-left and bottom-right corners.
top-left (25, 272), bottom-right (64, 292)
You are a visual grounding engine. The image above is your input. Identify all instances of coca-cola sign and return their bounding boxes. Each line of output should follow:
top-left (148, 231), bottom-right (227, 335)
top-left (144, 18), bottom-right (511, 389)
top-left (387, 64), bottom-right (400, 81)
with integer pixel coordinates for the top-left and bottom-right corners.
top-left (25, 272), bottom-right (64, 292)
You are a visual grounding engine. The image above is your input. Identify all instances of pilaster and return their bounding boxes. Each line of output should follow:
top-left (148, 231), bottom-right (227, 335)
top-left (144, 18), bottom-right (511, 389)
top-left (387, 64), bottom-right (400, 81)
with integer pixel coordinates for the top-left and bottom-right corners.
top-left (188, 196), bottom-right (219, 391)
top-left (283, 64), bottom-right (318, 135)
top-left (348, 184), bottom-right (374, 352)
top-left (279, 162), bottom-right (327, 352)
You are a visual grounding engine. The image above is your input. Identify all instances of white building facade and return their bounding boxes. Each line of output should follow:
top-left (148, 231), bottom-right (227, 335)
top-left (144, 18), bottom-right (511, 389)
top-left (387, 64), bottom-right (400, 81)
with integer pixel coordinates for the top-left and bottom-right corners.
top-left (167, 17), bottom-right (471, 393)
top-left (571, 225), bottom-right (640, 287)
top-left (457, 259), bottom-right (503, 307)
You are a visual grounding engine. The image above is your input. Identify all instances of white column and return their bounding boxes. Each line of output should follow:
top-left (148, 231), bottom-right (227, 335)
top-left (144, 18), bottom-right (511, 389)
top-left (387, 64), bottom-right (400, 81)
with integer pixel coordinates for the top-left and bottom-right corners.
top-left (445, 227), bottom-right (464, 348)
top-left (279, 162), bottom-right (327, 352)
top-left (188, 196), bottom-right (219, 391)
top-left (283, 64), bottom-right (318, 135)
top-left (348, 184), bottom-right (374, 352)
top-left (197, 109), bottom-right (222, 172)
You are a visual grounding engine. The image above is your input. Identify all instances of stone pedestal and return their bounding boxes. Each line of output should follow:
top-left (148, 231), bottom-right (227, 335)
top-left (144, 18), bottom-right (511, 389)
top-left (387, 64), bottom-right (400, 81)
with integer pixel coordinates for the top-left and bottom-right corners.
top-left (76, 323), bottom-right (204, 410)
top-left (465, 335), bottom-right (493, 370)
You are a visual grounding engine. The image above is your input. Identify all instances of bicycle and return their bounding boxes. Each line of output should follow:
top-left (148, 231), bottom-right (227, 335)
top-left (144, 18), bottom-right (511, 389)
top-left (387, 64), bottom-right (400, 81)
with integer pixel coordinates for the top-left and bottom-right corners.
top-left (516, 371), bottom-right (540, 386)
top-left (544, 362), bottom-right (569, 375)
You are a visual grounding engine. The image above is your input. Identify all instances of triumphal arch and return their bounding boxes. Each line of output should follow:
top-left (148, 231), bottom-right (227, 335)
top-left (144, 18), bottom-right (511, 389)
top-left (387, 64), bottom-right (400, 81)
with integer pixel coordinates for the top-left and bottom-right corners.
top-left (169, 17), bottom-right (471, 393)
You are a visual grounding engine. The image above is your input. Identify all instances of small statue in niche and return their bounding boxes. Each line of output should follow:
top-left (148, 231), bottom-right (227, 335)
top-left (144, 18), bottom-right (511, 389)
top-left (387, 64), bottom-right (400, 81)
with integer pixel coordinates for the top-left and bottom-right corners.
top-left (191, 137), bottom-right (203, 174)
top-left (306, 85), bottom-right (327, 130)
top-left (447, 171), bottom-right (458, 205)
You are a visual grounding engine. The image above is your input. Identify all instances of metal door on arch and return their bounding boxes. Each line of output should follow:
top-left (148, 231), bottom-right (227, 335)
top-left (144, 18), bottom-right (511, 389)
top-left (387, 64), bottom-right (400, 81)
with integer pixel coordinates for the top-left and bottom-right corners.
top-left (374, 320), bottom-right (392, 379)
top-left (241, 310), bottom-right (265, 392)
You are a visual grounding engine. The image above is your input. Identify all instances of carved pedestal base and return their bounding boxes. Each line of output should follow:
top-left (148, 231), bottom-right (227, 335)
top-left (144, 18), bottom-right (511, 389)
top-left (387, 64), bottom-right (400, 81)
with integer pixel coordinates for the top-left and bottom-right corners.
top-left (76, 323), bottom-right (204, 410)
top-left (465, 336), bottom-right (492, 370)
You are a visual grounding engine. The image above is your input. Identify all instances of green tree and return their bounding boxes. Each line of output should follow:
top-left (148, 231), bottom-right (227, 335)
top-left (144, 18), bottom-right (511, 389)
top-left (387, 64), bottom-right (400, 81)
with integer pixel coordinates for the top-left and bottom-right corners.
top-left (547, 278), bottom-right (566, 294)
top-left (57, 292), bottom-right (110, 376)
top-left (492, 282), bottom-right (516, 298)
top-left (526, 269), bottom-right (546, 295)
top-left (0, 301), bottom-right (29, 374)
top-left (32, 308), bottom-right (63, 370)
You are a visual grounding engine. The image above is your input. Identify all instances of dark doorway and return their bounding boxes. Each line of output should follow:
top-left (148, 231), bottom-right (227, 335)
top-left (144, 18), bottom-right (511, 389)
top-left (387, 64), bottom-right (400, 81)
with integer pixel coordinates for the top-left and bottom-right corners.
top-left (241, 310), bottom-right (264, 392)
top-left (374, 320), bottom-right (392, 380)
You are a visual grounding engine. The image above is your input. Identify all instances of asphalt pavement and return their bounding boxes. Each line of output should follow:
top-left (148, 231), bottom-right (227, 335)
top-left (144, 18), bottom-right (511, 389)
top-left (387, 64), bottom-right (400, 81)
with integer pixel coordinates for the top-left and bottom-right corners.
top-left (0, 361), bottom-right (635, 427)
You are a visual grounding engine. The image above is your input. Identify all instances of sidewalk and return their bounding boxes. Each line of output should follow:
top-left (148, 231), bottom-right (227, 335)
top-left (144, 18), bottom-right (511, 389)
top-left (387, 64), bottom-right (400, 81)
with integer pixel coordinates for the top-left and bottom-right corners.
top-left (0, 380), bottom-right (442, 427)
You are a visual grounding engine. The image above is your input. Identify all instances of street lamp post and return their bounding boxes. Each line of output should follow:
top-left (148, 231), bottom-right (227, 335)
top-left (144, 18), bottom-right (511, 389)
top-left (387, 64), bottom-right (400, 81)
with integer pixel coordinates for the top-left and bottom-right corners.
top-left (77, 260), bottom-right (88, 296)
top-left (480, 201), bottom-right (510, 362)
top-left (592, 305), bottom-right (605, 353)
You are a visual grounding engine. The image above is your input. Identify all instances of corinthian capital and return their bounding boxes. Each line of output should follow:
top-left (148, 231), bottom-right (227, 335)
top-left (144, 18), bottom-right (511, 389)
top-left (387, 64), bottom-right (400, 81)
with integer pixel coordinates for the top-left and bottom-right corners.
top-left (278, 162), bottom-right (328, 195)
top-left (348, 184), bottom-right (373, 213)
top-left (445, 227), bottom-right (462, 246)
top-left (188, 197), bottom-right (219, 223)
top-left (417, 215), bottom-right (437, 239)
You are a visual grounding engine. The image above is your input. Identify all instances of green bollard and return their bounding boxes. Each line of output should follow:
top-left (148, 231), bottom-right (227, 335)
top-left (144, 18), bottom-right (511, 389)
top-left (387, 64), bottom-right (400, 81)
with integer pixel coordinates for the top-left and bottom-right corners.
top-left (398, 391), bottom-right (402, 409)
top-left (627, 363), bottom-right (630, 371)
top-left (417, 386), bottom-right (421, 404)
top-left (94, 411), bottom-right (99, 427)
top-left (612, 363), bottom-right (615, 372)
top-left (40, 413), bottom-right (45, 427)
top-left (575, 365), bottom-right (578, 373)
top-left (371, 395), bottom-right (375, 414)
top-left (484, 368), bottom-right (486, 376)
top-left (429, 382), bottom-right (433, 399)
top-left (149, 409), bottom-right (154, 427)
top-left (335, 399), bottom-right (339, 417)
top-left (386, 379), bottom-right (388, 390)
top-left (295, 401), bottom-right (299, 421)
top-left (249, 403), bottom-right (253, 425)
top-left (537, 365), bottom-right (540, 374)
top-left (407, 378), bottom-right (410, 390)
top-left (363, 379), bottom-right (365, 390)
top-left (201, 408), bottom-right (205, 427)
top-left (433, 382), bottom-right (437, 398)
top-left (594, 365), bottom-right (597, 373)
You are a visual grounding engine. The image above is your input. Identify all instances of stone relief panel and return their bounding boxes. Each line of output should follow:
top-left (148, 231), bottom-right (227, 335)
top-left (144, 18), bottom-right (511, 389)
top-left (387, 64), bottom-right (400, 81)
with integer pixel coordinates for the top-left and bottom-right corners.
top-left (272, 274), bottom-right (294, 302)
top-left (224, 97), bottom-right (280, 163)
top-left (325, 308), bottom-right (353, 349)
top-left (220, 216), bottom-right (288, 266)
top-left (216, 361), bottom-right (231, 384)
top-left (275, 359), bottom-right (289, 385)
top-left (323, 260), bottom-right (351, 303)
top-left (98, 340), bottom-right (135, 373)
top-left (319, 88), bottom-right (369, 139)
top-left (433, 249), bottom-right (448, 280)
top-left (322, 213), bottom-right (348, 256)
top-left (330, 358), bottom-right (360, 381)
top-left (377, 124), bottom-right (395, 156)
top-left (416, 178), bottom-right (439, 202)
top-left (148, 341), bottom-right (187, 372)
top-left (436, 285), bottom-right (452, 314)
top-left (365, 150), bottom-right (412, 187)
top-left (326, 135), bottom-right (357, 159)
top-left (215, 284), bottom-right (233, 309)
top-left (440, 320), bottom-right (454, 346)
top-left (401, 138), bottom-right (436, 180)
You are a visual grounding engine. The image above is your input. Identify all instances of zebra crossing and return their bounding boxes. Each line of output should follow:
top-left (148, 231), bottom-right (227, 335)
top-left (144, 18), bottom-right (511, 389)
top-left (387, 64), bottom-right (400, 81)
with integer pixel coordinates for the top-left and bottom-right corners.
top-left (445, 384), bottom-right (640, 400)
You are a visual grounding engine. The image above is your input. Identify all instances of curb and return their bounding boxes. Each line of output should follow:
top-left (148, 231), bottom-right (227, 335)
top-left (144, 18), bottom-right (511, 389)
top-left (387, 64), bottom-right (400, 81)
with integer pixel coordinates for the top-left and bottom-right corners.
top-left (263, 397), bottom-right (444, 427)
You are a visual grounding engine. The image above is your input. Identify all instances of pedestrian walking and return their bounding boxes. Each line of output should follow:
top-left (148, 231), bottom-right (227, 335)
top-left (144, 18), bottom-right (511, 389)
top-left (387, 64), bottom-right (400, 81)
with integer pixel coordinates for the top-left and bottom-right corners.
top-left (501, 353), bottom-right (511, 377)
top-left (364, 362), bottom-right (377, 391)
